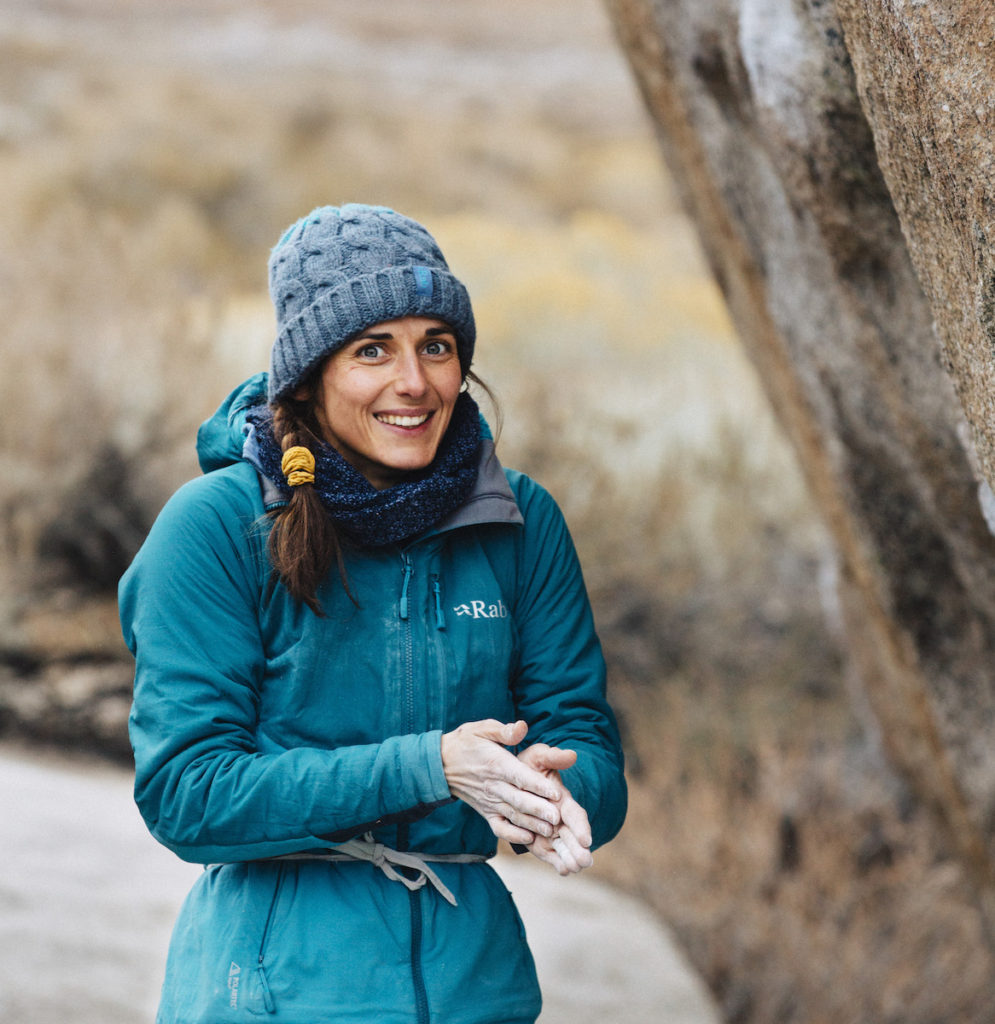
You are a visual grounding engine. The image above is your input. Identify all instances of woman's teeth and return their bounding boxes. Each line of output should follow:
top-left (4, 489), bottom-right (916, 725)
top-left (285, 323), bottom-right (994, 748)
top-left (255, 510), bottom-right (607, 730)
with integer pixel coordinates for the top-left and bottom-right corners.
top-left (376, 413), bottom-right (430, 428)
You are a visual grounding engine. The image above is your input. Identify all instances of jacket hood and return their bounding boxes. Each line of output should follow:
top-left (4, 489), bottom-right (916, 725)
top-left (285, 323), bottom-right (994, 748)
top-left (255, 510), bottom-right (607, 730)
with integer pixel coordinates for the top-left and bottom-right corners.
top-left (196, 372), bottom-right (269, 474)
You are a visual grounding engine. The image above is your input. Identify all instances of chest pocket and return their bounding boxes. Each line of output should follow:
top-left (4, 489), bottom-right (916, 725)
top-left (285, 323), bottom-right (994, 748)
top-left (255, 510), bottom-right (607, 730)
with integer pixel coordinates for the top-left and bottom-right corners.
top-left (430, 532), bottom-right (520, 729)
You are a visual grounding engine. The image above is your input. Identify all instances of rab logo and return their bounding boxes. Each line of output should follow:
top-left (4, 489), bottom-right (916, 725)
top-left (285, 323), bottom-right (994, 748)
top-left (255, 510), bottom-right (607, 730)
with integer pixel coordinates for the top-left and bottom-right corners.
top-left (227, 962), bottom-right (241, 1008)
top-left (453, 599), bottom-right (508, 620)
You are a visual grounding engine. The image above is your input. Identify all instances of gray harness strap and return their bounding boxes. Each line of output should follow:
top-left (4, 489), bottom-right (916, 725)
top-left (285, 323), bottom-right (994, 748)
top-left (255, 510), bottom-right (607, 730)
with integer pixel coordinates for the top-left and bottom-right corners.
top-left (270, 833), bottom-right (488, 906)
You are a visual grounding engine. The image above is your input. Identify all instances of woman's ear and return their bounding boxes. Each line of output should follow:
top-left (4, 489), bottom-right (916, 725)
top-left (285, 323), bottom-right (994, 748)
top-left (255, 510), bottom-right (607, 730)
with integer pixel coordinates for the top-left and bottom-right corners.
top-left (293, 384), bottom-right (311, 402)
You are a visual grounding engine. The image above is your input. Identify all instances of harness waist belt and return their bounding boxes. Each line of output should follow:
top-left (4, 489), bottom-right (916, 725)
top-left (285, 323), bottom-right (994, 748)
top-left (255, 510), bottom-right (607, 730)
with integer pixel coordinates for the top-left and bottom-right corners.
top-left (268, 833), bottom-right (489, 906)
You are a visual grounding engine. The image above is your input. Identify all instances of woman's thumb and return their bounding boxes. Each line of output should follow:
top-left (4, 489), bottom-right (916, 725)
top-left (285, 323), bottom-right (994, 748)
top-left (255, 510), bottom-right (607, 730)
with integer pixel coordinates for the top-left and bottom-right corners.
top-left (499, 719), bottom-right (529, 745)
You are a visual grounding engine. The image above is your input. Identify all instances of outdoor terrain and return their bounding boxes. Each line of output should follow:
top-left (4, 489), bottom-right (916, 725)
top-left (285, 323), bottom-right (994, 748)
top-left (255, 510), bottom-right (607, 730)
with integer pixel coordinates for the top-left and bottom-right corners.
top-left (1, 742), bottom-right (720, 1024)
top-left (2, 2), bottom-right (988, 1022)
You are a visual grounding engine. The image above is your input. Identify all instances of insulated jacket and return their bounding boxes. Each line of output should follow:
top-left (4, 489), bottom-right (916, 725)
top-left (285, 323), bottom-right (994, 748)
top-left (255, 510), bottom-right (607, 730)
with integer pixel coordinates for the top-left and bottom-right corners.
top-left (120, 373), bottom-right (627, 1024)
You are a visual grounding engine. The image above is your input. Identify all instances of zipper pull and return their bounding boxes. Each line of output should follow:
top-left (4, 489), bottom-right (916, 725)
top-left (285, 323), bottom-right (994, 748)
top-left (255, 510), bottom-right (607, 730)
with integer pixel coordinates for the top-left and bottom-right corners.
top-left (431, 574), bottom-right (446, 630)
top-left (255, 963), bottom-right (276, 1014)
top-left (399, 555), bottom-right (413, 620)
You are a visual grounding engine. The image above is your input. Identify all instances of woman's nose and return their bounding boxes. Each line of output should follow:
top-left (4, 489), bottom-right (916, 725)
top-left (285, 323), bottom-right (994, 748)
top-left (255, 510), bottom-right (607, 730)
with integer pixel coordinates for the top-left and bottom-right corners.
top-left (395, 353), bottom-right (429, 396)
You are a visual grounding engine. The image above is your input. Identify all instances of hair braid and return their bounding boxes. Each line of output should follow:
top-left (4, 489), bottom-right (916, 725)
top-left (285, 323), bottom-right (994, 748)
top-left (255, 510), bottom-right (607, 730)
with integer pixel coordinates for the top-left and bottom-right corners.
top-left (266, 398), bottom-right (350, 614)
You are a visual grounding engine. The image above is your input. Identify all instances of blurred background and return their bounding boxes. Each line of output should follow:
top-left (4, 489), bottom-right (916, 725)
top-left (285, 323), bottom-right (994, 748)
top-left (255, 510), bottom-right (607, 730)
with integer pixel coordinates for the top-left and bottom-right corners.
top-left (0, 0), bottom-right (862, 1019)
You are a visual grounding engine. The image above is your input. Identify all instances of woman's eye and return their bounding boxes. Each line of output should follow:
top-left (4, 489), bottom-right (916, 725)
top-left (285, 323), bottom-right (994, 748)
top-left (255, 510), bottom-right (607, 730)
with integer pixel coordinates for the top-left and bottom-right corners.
top-left (357, 343), bottom-right (384, 359)
top-left (424, 339), bottom-right (452, 356)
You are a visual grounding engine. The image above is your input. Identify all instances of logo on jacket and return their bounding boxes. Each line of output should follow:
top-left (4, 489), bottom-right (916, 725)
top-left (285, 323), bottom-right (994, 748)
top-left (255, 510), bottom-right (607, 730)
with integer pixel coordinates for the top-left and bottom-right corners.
top-left (228, 962), bottom-right (241, 1008)
top-left (453, 599), bottom-right (508, 620)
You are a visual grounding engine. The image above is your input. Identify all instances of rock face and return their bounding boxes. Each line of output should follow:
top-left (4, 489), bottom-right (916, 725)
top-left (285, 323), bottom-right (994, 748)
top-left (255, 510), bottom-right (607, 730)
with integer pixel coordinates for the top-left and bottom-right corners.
top-left (606, 0), bottom-right (995, 997)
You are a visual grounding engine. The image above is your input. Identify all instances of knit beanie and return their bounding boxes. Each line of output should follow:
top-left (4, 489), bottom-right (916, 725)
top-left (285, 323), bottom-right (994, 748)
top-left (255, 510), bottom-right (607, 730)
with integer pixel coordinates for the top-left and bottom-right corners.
top-left (266, 204), bottom-right (476, 402)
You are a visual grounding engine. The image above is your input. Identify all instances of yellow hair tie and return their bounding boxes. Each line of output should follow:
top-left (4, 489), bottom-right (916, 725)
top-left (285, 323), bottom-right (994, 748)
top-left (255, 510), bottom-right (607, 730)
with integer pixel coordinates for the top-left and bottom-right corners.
top-left (281, 445), bottom-right (316, 487)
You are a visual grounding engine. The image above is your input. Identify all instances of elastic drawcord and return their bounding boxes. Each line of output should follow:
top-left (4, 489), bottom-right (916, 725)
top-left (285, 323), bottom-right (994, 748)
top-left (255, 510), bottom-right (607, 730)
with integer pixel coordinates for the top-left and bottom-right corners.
top-left (269, 834), bottom-right (488, 907)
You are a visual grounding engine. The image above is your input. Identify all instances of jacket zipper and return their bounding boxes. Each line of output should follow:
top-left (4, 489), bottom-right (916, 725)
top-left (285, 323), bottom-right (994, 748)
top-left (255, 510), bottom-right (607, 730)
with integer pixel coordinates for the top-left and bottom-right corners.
top-left (254, 863), bottom-right (286, 1014)
top-left (400, 554), bottom-right (416, 738)
top-left (410, 888), bottom-right (430, 1024)
top-left (398, 552), bottom-right (430, 1024)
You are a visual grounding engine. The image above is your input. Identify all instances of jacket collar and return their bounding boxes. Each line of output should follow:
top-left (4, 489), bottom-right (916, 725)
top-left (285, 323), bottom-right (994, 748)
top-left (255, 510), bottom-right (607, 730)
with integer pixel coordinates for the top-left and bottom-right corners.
top-left (428, 438), bottom-right (523, 534)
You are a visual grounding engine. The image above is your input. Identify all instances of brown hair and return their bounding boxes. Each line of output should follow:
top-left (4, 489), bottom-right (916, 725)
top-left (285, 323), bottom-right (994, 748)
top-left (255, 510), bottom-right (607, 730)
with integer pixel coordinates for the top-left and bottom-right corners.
top-left (266, 390), bottom-right (349, 615)
top-left (266, 369), bottom-right (499, 614)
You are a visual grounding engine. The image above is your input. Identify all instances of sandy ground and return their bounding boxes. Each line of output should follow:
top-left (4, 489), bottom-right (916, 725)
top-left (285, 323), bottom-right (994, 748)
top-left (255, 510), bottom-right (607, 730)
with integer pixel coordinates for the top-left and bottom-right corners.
top-left (0, 744), bottom-right (719, 1024)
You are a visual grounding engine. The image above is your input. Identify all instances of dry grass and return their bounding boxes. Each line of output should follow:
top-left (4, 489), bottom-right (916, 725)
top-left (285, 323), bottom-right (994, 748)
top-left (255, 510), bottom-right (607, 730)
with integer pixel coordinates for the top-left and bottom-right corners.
top-left (2, 3), bottom-right (994, 1021)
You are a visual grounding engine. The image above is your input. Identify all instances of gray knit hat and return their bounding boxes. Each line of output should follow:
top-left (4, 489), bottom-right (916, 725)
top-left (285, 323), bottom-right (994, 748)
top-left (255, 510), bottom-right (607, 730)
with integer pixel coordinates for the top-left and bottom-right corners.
top-left (266, 204), bottom-right (476, 402)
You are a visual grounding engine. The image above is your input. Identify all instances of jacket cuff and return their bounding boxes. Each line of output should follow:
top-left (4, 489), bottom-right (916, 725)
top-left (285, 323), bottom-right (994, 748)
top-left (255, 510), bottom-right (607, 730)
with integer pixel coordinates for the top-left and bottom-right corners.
top-left (409, 729), bottom-right (451, 805)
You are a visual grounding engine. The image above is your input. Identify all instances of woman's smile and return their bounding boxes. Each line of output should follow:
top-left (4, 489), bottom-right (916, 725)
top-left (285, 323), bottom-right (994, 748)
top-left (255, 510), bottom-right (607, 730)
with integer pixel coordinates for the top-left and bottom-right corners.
top-left (304, 315), bottom-right (463, 489)
top-left (374, 410), bottom-right (433, 429)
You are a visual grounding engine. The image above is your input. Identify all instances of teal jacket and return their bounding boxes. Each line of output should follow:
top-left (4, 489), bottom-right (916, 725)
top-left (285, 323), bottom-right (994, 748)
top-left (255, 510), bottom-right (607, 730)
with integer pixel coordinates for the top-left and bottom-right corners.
top-left (120, 374), bottom-right (626, 1024)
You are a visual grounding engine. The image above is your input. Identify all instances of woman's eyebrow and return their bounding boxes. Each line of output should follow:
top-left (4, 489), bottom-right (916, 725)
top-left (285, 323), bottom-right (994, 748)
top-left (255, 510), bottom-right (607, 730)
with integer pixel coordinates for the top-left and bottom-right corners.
top-left (355, 326), bottom-right (453, 341)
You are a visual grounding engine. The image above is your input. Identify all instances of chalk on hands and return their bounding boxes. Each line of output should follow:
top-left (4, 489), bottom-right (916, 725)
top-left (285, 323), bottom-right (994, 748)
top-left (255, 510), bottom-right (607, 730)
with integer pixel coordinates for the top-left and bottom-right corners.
top-left (550, 832), bottom-right (593, 873)
top-left (502, 720), bottom-right (528, 744)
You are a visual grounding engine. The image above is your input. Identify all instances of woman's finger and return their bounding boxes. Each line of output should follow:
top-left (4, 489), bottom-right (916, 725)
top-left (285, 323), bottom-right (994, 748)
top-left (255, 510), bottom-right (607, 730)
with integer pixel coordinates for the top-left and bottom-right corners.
top-left (471, 718), bottom-right (529, 747)
top-left (523, 823), bottom-right (593, 875)
top-left (558, 793), bottom-right (592, 849)
top-left (504, 759), bottom-right (564, 803)
top-left (518, 743), bottom-right (578, 774)
top-left (550, 835), bottom-right (582, 873)
top-left (486, 815), bottom-right (539, 847)
top-left (486, 780), bottom-right (560, 834)
top-left (552, 827), bottom-right (593, 871)
top-left (528, 835), bottom-right (572, 876)
top-left (501, 808), bottom-right (557, 838)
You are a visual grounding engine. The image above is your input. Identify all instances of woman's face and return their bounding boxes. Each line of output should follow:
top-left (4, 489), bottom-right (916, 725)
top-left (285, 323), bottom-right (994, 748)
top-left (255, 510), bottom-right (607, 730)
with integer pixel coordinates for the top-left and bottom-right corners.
top-left (304, 316), bottom-right (464, 490)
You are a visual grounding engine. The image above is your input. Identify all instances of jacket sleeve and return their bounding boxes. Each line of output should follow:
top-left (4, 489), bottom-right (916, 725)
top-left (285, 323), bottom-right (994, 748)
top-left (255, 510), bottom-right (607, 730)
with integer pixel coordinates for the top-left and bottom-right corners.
top-left (507, 473), bottom-right (627, 850)
top-left (119, 471), bottom-right (451, 864)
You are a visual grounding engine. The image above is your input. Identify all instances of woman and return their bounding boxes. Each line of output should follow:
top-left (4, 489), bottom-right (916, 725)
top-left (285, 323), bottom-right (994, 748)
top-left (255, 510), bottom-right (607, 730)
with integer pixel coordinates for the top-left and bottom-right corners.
top-left (120, 203), bottom-right (626, 1024)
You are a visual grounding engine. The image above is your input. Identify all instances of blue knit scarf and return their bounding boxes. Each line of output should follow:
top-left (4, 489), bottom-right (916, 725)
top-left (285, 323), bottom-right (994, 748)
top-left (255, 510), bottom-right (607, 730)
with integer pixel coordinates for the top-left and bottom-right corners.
top-left (245, 393), bottom-right (481, 548)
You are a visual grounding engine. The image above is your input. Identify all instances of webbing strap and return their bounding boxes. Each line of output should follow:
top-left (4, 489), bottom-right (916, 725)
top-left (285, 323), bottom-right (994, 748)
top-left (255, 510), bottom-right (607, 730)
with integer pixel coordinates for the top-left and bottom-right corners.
top-left (271, 833), bottom-right (488, 907)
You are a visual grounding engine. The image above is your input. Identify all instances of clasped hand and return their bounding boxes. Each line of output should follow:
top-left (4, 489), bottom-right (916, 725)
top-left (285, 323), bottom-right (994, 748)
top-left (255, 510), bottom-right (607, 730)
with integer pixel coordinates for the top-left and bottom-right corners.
top-left (440, 719), bottom-right (593, 875)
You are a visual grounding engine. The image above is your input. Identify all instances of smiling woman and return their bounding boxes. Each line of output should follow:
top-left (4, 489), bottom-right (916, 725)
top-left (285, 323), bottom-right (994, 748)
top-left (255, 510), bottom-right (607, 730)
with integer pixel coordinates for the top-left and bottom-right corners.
top-left (307, 317), bottom-right (463, 489)
top-left (119, 203), bottom-right (626, 1024)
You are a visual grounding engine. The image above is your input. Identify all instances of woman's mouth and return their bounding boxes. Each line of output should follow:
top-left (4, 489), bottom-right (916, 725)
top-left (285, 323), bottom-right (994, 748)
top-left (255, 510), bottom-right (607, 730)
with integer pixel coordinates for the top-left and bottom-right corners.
top-left (374, 412), bottom-right (432, 429)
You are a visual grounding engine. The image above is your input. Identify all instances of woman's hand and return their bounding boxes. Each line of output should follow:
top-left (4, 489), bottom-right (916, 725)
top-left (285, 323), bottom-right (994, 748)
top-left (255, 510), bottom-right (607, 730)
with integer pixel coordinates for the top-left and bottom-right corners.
top-left (441, 719), bottom-right (563, 846)
top-left (516, 744), bottom-right (593, 875)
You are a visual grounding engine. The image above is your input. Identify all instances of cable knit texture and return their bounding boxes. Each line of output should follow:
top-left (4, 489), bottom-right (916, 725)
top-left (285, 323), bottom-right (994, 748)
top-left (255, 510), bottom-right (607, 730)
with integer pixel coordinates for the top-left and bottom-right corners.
top-left (267, 204), bottom-right (476, 401)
